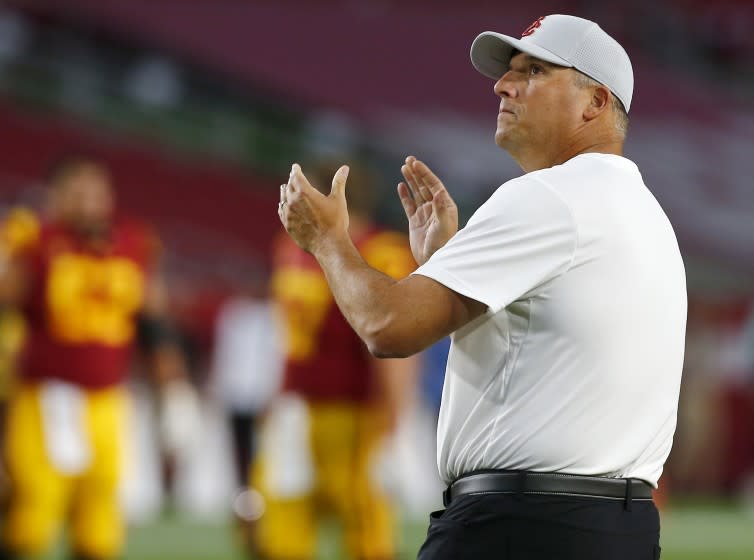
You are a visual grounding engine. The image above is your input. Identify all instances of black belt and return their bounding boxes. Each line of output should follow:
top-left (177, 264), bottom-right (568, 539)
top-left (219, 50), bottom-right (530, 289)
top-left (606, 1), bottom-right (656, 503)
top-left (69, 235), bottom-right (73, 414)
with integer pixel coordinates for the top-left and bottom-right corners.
top-left (443, 471), bottom-right (653, 508)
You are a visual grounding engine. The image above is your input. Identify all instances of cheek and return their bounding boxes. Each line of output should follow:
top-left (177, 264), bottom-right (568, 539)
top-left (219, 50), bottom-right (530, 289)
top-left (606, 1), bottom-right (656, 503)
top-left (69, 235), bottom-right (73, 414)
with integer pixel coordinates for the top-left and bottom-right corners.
top-left (526, 79), bottom-right (580, 123)
top-left (531, 89), bottom-right (563, 120)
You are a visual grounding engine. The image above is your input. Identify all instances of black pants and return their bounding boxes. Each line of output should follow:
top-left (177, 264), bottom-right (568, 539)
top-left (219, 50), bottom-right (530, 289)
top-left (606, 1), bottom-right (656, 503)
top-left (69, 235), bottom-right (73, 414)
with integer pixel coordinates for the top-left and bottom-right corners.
top-left (229, 411), bottom-right (258, 487)
top-left (417, 493), bottom-right (661, 560)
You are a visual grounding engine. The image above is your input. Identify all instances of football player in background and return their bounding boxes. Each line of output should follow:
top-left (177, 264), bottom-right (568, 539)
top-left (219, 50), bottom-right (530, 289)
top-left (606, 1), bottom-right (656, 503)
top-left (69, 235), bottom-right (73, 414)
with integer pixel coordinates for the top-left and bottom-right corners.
top-left (0, 156), bottom-right (198, 560)
top-left (0, 207), bottom-right (40, 510)
top-left (251, 159), bottom-right (420, 560)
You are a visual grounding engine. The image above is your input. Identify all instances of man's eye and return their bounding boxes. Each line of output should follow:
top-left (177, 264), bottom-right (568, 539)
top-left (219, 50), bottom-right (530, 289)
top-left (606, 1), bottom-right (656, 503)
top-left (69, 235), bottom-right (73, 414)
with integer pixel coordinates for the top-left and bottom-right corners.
top-left (530, 65), bottom-right (543, 75)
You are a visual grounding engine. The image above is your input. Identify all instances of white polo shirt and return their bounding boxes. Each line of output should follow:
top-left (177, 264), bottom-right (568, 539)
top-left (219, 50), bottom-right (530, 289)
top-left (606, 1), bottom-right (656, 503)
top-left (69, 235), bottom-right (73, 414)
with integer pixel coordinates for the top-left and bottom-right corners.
top-left (414, 153), bottom-right (687, 487)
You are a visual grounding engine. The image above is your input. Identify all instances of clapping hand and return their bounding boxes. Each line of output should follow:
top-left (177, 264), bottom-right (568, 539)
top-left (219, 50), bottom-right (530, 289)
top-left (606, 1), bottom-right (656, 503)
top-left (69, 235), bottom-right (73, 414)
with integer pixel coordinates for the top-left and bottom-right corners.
top-left (279, 163), bottom-right (350, 254)
top-left (398, 156), bottom-right (458, 266)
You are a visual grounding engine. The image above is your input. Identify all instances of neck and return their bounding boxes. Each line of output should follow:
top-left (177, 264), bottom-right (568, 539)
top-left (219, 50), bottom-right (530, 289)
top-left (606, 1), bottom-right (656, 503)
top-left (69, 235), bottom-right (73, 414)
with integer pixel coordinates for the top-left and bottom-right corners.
top-left (511, 129), bottom-right (625, 173)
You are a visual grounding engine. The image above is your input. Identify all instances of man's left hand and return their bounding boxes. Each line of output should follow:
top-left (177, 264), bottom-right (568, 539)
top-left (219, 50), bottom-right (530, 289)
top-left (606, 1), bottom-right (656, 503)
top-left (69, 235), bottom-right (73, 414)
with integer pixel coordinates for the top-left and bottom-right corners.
top-left (279, 163), bottom-right (350, 254)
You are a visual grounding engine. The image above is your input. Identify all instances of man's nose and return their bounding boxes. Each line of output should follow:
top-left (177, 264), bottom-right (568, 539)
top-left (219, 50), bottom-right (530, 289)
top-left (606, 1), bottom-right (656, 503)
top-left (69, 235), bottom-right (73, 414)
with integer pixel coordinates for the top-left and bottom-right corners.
top-left (494, 71), bottom-right (518, 98)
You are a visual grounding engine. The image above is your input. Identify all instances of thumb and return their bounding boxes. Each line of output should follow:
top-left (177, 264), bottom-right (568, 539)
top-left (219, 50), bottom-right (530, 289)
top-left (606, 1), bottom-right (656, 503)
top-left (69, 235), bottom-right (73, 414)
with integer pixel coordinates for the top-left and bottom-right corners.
top-left (330, 165), bottom-right (350, 199)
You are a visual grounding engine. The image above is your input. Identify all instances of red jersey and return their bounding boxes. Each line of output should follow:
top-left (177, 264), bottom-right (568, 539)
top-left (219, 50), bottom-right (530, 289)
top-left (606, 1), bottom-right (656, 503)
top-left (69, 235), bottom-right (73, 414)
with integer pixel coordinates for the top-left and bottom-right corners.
top-left (20, 221), bottom-right (157, 388)
top-left (272, 228), bottom-right (415, 402)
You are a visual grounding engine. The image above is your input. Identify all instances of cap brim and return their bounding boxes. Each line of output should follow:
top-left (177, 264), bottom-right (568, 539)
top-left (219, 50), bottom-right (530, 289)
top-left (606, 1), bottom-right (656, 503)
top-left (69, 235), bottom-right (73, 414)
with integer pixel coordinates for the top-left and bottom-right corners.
top-left (470, 32), bottom-right (573, 79)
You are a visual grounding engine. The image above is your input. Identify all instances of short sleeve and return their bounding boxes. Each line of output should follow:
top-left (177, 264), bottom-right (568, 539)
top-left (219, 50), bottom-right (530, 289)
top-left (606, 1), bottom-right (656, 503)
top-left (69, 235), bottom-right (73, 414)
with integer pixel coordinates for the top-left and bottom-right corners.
top-left (413, 177), bottom-right (577, 313)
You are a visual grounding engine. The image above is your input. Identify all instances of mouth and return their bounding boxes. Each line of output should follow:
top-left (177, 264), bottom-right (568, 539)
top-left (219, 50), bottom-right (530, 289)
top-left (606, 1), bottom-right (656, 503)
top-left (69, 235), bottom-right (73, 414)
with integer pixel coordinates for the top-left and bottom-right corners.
top-left (498, 104), bottom-right (516, 116)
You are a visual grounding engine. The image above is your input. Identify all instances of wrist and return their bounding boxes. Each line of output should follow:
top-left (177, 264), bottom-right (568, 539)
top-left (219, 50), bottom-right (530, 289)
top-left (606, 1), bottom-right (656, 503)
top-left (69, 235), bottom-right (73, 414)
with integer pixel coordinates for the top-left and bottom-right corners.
top-left (310, 229), bottom-right (354, 260)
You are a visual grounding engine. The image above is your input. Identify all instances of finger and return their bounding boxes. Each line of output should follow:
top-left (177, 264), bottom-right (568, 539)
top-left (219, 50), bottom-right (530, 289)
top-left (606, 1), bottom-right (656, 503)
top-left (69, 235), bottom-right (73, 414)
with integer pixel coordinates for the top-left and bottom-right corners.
top-left (287, 163), bottom-right (300, 192)
top-left (286, 165), bottom-right (295, 192)
top-left (401, 163), bottom-right (427, 203)
top-left (401, 156), bottom-right (420, 186)
top-left (329, 165), bottom-right (349, 198)
top-left (289, 163), bottom-right (315, 194)
top-left (397, 180), bottom-right (415, 203)
top-left (411, 159), bottom-right (446, 196)
top-left (280, 184), bottom-right (286, 204)
top-left (406, 155), bottom-right (428, 191)
top-left (405, 156), bottom-right (435, 202)
top-left (279, 197), bottom-right (297, 231)
top-left (397, 182), bottom-right (417, 218)
top-left (402, 156), bottom-right (421, 194)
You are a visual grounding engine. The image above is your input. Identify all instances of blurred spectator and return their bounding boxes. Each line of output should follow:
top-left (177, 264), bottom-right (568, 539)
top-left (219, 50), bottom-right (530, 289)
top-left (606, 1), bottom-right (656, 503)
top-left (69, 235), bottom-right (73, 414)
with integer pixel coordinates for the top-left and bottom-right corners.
top-left (380, 338), bottom-right (451, 520)
top-left (250, 159), bottom-right (419, 560)
top-left (0, 156), bottom-right (199, 560)
top-left (713, 300), bottom-right (754, 493)
top-left (208, 273), bottom-right (284, 499)
top-left (667, 297), bottom-right (754, 495)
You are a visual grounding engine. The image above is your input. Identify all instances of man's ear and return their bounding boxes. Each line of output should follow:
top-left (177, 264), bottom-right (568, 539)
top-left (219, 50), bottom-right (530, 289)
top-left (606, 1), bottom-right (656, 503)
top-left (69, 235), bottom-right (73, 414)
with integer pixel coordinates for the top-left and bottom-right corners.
top-left (584, 85), bottom-right (610, 121)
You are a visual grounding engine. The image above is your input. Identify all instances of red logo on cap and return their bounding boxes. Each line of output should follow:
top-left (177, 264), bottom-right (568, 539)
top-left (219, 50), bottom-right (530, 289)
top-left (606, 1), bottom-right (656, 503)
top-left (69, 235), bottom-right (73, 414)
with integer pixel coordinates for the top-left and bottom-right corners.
top-left (521, 16), bottom-right (545, 37)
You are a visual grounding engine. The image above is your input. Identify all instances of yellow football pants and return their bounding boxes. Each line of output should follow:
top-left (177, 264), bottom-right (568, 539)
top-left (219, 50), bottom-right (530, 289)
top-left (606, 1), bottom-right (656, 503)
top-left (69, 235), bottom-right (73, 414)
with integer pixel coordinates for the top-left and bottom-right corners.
top-left (2, 383), bottom-right (127, 559)
top-left (254, 402), bottom-right (395, 560)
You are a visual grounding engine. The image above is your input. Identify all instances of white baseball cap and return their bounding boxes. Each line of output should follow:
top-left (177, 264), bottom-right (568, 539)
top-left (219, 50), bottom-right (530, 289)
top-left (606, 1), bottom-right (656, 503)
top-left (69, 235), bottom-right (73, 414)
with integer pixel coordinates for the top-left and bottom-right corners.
top-left (470, 14), bottom-right (634, 112)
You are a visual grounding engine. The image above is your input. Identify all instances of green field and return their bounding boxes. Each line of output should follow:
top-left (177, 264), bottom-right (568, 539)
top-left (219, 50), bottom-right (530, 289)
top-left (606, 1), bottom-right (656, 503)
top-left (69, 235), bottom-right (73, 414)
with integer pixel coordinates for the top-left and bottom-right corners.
top-left (42, 503), bottom-right (754, 559)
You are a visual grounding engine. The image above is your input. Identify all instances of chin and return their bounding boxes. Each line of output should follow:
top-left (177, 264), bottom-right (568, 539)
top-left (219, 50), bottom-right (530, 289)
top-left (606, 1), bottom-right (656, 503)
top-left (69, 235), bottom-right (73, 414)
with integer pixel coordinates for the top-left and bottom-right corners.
top-left (494, 129), bottom-right (510, 149)
top-left (495, 123), bottom-right (525, 150)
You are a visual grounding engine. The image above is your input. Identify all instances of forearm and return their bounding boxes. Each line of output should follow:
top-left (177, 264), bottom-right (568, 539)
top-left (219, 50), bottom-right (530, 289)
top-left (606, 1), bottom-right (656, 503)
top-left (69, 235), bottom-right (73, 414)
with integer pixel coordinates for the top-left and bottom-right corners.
top-left (281, 163), bottom-right (480, 356)
top-left (313, 234), bottom-right (426, 358)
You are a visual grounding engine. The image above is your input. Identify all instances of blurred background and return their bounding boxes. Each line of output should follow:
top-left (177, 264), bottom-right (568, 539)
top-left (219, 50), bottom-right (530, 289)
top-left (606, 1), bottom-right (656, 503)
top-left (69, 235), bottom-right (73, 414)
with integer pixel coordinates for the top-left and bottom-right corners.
top-left (0, 0), bottom-right (752, 559)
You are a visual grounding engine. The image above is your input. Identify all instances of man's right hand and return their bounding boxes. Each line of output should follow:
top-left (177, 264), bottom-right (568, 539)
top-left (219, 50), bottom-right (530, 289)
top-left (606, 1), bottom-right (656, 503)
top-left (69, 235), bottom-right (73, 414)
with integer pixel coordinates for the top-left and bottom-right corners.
top-left (398, 156), bottom-right (459, 266)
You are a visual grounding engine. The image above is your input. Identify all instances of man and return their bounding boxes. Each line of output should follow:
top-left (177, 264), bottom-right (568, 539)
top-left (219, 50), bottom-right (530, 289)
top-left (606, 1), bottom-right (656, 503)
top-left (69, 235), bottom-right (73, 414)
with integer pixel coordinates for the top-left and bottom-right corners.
top-left (278, 14), bottom-right (686, 560)
top-left (210, 272), bottom-right (284, 492)
top-left (209, 271), bottom-right (284, 538)
top-left (253, 160), bottom-right (418, 560)
top-left (0, 157), bottom-right (196, 560)
top-left (0, 207), bottom-right (39, 510)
